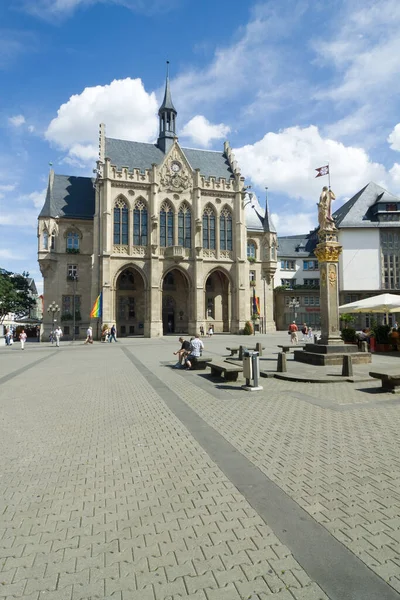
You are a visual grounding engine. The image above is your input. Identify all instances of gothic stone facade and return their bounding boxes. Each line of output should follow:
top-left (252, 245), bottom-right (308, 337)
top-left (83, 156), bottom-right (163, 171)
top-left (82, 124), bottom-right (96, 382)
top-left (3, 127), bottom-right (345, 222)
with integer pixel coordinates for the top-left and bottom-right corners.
top-left (38, 80), bottom-right (277, 338)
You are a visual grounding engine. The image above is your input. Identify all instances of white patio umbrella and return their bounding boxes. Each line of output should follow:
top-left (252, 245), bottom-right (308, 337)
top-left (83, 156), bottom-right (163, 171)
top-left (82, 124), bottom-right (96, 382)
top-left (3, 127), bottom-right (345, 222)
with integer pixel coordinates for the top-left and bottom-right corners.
top-left (339, 293), bottom-right (400, 314)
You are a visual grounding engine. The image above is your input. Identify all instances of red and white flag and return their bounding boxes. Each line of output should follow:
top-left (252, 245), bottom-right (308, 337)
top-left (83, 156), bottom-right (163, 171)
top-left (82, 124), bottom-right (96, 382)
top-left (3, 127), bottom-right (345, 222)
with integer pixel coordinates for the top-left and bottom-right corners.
top-left (315, 165), bottom-right (329, 178)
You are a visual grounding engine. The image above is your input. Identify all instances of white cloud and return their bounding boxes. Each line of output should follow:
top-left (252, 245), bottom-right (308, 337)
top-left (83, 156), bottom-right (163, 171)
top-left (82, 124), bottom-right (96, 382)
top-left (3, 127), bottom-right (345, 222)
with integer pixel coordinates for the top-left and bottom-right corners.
top-left (235, 125), bottom-right (388, 204)
top-left (388, 124), bottom-right (400, 152)
top-left (180, 115), bottom-right (230, 148)
top-left (9, 114), bottom-right (26, 127)
top-left (0, 249), bottom-right (25, 260)
top-left (46, 78), bottom-right (158, 166)
top-left (272, 211), bottom-right (316, 236)
top-left (17, 0), bottom-right (179, 19)
top-left (0, 186), bottom-right (47, 228)
top-left (0, 184), bottom-right (16, 199)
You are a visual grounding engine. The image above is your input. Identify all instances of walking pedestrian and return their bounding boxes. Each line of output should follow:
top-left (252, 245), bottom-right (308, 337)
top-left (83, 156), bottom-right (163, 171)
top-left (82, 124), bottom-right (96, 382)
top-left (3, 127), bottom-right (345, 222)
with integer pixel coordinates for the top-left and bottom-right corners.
top-left (199, 325), bottom-right (204, 337)
top-left (19, 329), bottom-right (27, 350)
top-left (301, 323), bottom-right (308, 341)
top-left (288, 321), bottom-right (298, 344)
top-left (207, 325), bottom-right (214, 338)
top-left (84, 326), bottom-right (93, 344)
top-left (5, 328), bottom-right (11, 346)
top-left (109, 324), bottom-right (117, 342)
top-left (54, 326), bottom-right (63, 347)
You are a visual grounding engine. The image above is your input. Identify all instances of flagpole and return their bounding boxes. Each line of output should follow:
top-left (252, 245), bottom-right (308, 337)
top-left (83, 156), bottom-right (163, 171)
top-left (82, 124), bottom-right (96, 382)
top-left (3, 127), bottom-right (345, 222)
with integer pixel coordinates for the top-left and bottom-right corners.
top-left (328, 162), bottom-right (331, 190)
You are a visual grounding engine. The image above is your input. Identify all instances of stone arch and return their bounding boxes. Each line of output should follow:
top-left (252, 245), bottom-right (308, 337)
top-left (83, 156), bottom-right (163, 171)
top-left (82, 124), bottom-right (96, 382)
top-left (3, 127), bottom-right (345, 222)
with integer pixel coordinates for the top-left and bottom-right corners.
top-left (161, 266), bottom-right (191, 334)
top-left (114, 265), bottom-right (147, 337)
top-left (203, 267), bottom-right (232, 332)
top-left (114, 194), bottom-right (129, 209)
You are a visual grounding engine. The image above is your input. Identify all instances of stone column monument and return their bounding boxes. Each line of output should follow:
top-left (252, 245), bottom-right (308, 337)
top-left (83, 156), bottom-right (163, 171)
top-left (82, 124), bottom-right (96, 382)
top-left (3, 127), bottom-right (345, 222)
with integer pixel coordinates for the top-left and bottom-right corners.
top-left (314, 187), bottom-right (343, 345)
top-left (294, 187), bottom-right (371, 365)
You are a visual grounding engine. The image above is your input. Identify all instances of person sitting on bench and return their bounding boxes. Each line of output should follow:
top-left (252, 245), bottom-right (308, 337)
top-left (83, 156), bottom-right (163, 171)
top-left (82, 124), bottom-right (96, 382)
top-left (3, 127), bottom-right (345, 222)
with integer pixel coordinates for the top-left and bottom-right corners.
top-left (173, 337), bottom-right (191, 368)
top-left (185, 334), bottom-right (204, 370)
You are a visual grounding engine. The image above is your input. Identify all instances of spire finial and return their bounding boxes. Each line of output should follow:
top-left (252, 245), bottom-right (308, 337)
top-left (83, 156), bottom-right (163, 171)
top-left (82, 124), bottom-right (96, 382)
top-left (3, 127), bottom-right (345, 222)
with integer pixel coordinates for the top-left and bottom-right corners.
top-left (166, 60), bottom-right (169, 79)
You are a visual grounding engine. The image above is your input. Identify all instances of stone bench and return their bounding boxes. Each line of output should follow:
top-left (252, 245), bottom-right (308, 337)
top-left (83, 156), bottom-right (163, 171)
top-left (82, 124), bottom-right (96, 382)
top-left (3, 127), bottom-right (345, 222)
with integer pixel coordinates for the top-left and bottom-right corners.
top-left (369, 371), bottom-right (400, 393)
top-left (277, 344), bottom-right (305, 353)
top-left (192, 356), bottom-right (213, 370)
top-left (206, 360), bottom-right (243, 382)
top-left (226, 345), bottom-right (265, 357)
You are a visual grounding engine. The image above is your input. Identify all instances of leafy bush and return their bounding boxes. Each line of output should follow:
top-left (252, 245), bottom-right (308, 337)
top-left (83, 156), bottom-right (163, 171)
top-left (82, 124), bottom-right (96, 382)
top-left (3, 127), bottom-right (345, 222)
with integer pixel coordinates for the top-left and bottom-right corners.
top-left (373, 324), bottom-right (391, 344)
top-left (243, 321), bottom-right (253, 335)
top-left (341, 327), bottom-right (356, 343)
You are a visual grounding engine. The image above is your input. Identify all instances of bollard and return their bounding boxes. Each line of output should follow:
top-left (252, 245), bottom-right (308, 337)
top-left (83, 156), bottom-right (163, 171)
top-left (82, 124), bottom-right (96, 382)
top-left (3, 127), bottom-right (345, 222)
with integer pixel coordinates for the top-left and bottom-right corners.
top-left (342, 355), bottom-right (353, 377)
top-left (277, 352), bottom-right (287, 373)
top-left (239, 345), bottom-right (245, 360)
top-left (360, 341), bottom-right (368, 353)
top-left (255, 342), bottom-right (263, 357)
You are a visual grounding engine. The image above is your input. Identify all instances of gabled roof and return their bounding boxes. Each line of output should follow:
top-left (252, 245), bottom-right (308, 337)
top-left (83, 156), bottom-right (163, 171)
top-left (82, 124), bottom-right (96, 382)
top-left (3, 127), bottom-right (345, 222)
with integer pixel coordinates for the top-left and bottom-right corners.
top-left (333, 181), bottom-right (400, 228)
top-left (105, 138), bottom-right (234, 180)
top-left (39, 174), bottom-right (95, 220)
top-left (277, 232), bottom-right (318, 257)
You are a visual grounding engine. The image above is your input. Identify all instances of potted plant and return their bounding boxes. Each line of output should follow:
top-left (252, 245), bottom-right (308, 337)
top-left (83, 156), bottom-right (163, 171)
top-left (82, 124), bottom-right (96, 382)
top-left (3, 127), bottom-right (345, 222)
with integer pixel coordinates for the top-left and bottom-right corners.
top-left (341, 313), bottom-right (355, 328)
top-left (341, 327), bottom-right (357, 344)
top-left (243, 321), bottom-right (253, 335)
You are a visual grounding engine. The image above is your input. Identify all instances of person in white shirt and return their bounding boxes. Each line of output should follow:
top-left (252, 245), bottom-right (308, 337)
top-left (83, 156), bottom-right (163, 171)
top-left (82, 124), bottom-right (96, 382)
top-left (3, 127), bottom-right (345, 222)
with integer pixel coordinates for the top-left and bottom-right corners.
top-left (54, 326), bottom-right (63, 347)
top-left (19, 329), bottom-right (27, 350)
top-left (185, 334), bottom-right (204, 370)
top-left (84, 327), bottom-right (93, 344)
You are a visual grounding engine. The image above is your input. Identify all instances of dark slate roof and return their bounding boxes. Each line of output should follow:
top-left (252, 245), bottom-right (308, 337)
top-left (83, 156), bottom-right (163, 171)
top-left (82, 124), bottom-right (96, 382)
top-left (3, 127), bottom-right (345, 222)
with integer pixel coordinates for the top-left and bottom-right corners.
top-left (333, 181), bottom-right (400, 228)
top-left (39, 174), bottom-right (95, 220)
top-left (263, 196), bottom-right (276, 233)
top-left (277, 232), bottom-right (318, 257)
top-left (105, 138), bottom-right (234, 180)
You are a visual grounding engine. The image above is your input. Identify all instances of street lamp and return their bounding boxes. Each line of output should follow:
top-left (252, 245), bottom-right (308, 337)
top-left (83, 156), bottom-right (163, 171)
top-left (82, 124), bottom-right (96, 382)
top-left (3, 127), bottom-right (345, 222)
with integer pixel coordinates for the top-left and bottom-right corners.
top-left (288, 296), bottom-right (300, 323)
top-left (47, 301), bottom-right (60, 338)
top-left (72, 276), bottom-right (77, 341)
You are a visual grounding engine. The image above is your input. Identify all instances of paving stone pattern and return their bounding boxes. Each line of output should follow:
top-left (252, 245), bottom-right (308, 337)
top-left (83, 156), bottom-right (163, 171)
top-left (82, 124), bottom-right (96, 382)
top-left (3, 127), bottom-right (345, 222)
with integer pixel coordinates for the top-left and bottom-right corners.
top-left (0, 340), bottom-right (329, 600)
top-left (140, 334), bottom-right (400, 595)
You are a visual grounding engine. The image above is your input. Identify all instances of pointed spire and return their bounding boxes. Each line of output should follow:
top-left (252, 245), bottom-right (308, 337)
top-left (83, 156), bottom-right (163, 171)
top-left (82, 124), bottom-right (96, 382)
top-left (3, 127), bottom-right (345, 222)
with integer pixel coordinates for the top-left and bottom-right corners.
top-left (158, 61), bottom-right (176, 115)
top-left (157, 61), bottom-right (177, 153)
top-left (263, 188), bottom-right (276, 233)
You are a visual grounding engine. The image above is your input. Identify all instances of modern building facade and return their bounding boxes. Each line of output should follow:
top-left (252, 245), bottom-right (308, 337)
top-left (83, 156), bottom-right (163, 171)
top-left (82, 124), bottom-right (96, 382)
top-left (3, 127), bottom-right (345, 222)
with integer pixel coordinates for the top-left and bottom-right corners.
top-left (38, 74), bottom-right (278, 339)
top-left (274, 182), bottom-right (400, 330)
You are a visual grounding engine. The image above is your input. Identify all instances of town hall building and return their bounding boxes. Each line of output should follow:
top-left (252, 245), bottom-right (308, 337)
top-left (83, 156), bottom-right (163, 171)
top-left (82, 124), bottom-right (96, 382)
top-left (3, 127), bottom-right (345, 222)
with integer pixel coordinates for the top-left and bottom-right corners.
top-left (38, 73), bottom-right (278, 338)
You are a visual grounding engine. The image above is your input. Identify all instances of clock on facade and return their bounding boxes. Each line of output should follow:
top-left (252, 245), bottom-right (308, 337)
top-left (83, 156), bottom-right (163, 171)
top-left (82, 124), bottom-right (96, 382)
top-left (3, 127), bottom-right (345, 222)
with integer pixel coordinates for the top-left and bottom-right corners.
top-left (170, 161), bottom-right (181, 173)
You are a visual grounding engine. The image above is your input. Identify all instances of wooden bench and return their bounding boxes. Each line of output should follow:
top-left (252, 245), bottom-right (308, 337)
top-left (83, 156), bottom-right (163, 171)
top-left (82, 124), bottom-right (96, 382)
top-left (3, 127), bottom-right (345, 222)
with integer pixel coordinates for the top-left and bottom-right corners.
top-left (277, 344), bottom-right (305, 353)
top-left (369, 371), bottom-right (400, 393)
top-left (206, 360), bottom-right (243, 382)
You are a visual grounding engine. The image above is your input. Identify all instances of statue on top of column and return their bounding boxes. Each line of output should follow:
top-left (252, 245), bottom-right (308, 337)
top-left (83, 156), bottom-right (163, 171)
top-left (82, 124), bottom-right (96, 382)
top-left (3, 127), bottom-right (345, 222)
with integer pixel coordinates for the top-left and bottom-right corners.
top-left (318, 186), bottom-right (336, 231)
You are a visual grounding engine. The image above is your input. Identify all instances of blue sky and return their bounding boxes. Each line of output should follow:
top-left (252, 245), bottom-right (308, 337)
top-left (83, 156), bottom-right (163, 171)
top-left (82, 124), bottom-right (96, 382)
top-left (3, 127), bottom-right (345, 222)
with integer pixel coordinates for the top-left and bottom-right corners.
top-left (2, 0), bottom-right (400, 293)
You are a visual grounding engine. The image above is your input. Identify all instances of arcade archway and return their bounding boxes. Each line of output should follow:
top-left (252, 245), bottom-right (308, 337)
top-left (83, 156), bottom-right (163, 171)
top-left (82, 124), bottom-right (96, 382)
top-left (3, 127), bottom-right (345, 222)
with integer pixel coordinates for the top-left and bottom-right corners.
top-left (205, 270), bottom-right (230, 332)
top-left (116, 268), bottom-right (145, 336)
top-left (162, 269), bottom-right (189, 334)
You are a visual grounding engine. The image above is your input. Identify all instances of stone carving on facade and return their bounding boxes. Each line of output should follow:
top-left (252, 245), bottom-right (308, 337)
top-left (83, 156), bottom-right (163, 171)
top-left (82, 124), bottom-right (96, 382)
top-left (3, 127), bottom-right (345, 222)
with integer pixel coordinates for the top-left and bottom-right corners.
top-left (328, 264), bottom-right (337, 287)
top-left (314, 244), bottom-right (342, 263)
top-left (113, 245), bottom-right (129, 254)
top-left (159, 148), bottom-right (192, 193)
top-left (317, 186), bottom-right (336, 231)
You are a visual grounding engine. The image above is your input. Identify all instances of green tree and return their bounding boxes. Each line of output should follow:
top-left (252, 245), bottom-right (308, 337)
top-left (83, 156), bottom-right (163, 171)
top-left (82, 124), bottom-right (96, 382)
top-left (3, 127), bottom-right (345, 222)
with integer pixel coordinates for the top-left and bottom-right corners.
top-left (0, 269), bottom-right (36, 323)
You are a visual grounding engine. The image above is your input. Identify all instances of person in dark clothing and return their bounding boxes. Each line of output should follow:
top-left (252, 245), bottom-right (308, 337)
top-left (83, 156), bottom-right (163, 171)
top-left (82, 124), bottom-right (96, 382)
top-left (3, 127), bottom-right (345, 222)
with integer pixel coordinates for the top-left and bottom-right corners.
top-left (173, 337), bottom-right (191, 368)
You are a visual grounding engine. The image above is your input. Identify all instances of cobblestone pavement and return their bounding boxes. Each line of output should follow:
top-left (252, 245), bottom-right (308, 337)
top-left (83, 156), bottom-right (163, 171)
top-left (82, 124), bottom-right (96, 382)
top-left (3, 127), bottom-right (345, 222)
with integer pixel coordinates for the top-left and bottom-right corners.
top-left (1, 334), bottom-right (400, 599)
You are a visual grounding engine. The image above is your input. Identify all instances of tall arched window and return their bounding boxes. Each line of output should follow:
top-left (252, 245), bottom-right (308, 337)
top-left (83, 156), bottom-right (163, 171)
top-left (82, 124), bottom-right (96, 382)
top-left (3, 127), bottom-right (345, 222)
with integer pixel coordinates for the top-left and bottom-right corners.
top-left (114, 198), bottom-right (128, 245)
top-left (133, 200), bottom-right (148, 246)
top-left (202, 206), bottom-right (215, 249)
top-left (247, 241), bottom-right (256, 259)
top-left (66, 231), bottom-right (79, 250)
top-left (43, 230), bottom-right (49, 250)
top-left (220, 208), bottom-right (232, 251)
top-left (178, 203), bottom-right (191, 248)
top-left (160, 202), bottom-right (174, 247)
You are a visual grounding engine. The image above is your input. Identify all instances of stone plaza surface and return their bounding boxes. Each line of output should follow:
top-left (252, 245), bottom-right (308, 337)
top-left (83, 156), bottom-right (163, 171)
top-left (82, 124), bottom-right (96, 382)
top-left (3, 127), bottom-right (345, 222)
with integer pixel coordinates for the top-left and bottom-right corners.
top-left (1, 333), bottom-right (400, 599)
